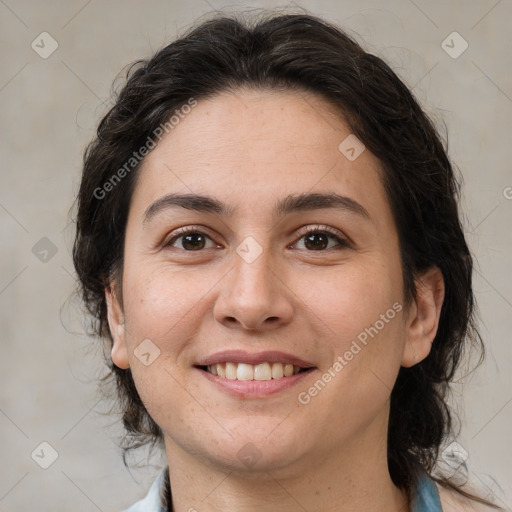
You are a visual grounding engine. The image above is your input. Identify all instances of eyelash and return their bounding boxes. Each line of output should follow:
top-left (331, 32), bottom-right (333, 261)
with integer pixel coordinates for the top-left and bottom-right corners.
top-left (163, 224), bottom-right (350, 251)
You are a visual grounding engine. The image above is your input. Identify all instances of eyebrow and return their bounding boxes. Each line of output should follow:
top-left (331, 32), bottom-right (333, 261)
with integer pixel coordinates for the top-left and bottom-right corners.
top-left (142, 191), bottom-right (371, 226)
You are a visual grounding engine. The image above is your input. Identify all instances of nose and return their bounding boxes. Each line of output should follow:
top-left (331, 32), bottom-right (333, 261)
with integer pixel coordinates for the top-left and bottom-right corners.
top-left (213, 246), bottom-right (294, 331)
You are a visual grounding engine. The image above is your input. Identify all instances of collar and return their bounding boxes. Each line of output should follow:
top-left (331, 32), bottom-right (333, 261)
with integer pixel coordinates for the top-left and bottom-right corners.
top-left (121, 466), bottom-right (170, 512)
top-left (121, 466), bottom-right (442, 512)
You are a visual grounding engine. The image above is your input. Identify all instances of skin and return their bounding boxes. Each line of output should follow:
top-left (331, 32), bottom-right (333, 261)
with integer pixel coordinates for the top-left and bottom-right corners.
top-left (106, 88), bottom-right (446, 512)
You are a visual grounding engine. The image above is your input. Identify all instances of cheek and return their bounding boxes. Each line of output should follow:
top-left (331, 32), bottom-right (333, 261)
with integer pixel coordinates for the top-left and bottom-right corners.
top-left (122, 264), bottom-right (208, 347)
top-left (297, 259), bottom-right (406, 396)
top-left (296, 269), bottom-right (405, 444)
top-left (119, 266), bottom-right (203, 428)
top-left (296, 258), bottom-right (401, 339)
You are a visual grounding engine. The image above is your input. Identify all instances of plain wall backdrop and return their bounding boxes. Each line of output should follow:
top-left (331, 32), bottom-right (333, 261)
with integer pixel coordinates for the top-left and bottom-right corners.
top-left (1, 0), bottom-right (511, 510)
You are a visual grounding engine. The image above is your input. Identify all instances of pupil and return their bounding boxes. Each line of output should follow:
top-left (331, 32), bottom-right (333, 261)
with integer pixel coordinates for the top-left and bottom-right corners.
top-left (305, 233), bottom-right (327, 250)
top-left (183, 233), bottom-right (205, 250)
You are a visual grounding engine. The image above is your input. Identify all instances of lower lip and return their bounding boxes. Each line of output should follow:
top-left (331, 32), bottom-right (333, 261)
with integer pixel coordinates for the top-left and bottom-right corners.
top-left (197, 367), bottom-right (316, 398)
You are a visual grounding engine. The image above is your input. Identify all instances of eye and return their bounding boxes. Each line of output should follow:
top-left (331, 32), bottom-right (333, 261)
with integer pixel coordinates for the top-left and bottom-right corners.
top-left (164, 228), bottom-right (219, 251)
top-left (292, 225), bottom-right (350, 251)
top-left (163, 225), bottom-right (350, 252)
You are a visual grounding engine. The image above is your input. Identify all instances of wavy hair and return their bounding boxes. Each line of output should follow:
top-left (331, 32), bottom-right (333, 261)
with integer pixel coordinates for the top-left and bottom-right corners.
top-left (72, 10), bottom-right (499, 507)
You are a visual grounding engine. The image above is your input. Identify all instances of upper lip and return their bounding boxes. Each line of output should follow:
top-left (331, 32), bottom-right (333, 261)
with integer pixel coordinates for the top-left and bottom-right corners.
top-left (195, 350), bottom-right (316, 368)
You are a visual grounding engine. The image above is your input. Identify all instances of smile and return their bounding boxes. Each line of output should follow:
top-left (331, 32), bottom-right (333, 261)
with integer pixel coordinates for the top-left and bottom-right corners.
top-left (202, 362), bottom-right (308, 381)
top-left (195, 350), bottom-right (316, 396)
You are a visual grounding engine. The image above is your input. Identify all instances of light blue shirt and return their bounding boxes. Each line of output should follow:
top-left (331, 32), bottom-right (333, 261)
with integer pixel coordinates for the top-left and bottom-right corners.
top-left (413, 470), bottom-right (443, 511)
top-left (121, 466), bottom-right (443, 511)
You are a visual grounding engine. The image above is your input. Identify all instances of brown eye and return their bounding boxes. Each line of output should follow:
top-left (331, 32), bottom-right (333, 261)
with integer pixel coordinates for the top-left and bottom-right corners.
top-left (165, 230), bottom-right (217, 251)
top-left (304, 232), bottom-right (330, 250)
top-left (181, 233), bottom-right (207, 250)
top-left (293, 227), bottom-right (350, 251)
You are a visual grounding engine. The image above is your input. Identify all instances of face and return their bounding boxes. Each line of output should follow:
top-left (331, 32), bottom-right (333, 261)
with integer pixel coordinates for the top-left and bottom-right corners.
top-left (106, 88), bottom-right (442, 476)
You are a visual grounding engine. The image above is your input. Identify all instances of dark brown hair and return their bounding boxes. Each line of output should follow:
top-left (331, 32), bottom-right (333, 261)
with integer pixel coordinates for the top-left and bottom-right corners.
top-left (72, 10), bottom-right (499, 507)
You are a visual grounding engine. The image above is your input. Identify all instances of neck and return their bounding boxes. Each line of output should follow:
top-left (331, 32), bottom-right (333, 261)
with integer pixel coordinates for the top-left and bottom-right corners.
top-left (163, 416), bottom-right (410, 512)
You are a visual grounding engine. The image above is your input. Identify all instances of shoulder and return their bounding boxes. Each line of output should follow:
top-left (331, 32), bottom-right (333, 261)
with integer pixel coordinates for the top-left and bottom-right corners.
top-left (437, 483), bottom-right (499, 512)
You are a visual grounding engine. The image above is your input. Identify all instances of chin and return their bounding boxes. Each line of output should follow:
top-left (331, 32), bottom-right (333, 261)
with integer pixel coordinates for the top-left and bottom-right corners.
top-left (203, 422), bottom-right (308, 474)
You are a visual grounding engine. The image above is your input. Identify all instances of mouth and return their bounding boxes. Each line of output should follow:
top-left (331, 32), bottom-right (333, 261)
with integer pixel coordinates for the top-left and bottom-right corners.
top-left (194, 350), bottom-right (316, 395)
top-left (197, 362), bottom-right (311, 381)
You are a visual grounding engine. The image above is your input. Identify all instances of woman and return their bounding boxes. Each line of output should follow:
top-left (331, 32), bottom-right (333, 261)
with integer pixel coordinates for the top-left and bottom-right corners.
top-left (72, 11), bottom-right (503, 512)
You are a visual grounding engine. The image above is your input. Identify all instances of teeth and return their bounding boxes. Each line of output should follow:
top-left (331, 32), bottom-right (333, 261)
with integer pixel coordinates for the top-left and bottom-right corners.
top-left (254, 362), bottom-right (271, 381)
top-left (237, 363), bottom-right (254, 381)
top-left (271, 362), bottom-right (284, 379)
top-left (206, 362), bottom-right (304, 381)
top-left (226, 362), bottom-right (237, 380)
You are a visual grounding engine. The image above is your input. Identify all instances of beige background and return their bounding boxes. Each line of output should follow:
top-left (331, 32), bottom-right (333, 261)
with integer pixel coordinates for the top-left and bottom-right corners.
top-left (1, 0), bottom-right (511, 510)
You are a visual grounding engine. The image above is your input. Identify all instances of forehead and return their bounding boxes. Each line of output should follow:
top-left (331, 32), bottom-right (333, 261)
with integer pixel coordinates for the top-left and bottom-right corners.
top-left (142, 88), bottom-right (354, 174)
top-left (128, 88), bottom-right (392, 229)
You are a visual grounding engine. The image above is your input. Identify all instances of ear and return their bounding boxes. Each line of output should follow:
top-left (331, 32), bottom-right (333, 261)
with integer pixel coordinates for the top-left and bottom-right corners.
top-left (105, 284), bottom-right (130, 370)
top-left (401, 267), bottom-right (445, 368)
